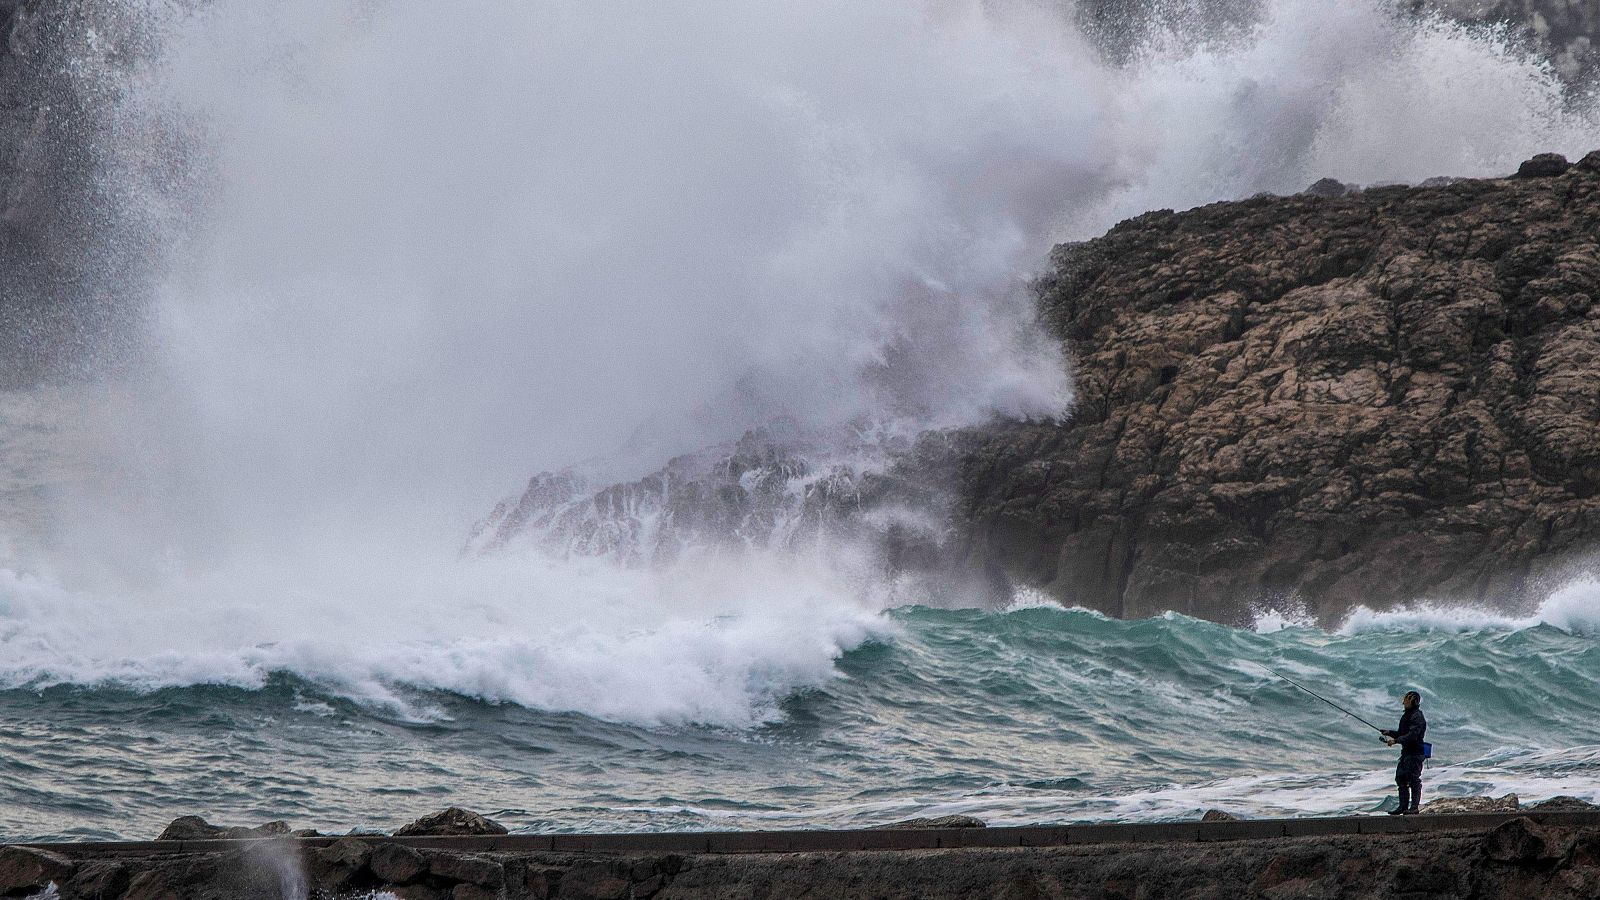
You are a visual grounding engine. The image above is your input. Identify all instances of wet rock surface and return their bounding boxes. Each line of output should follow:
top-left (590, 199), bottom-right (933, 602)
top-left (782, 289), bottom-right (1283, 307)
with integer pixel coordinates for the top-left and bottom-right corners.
top-left (956, 159), bottom-right (1600, 622)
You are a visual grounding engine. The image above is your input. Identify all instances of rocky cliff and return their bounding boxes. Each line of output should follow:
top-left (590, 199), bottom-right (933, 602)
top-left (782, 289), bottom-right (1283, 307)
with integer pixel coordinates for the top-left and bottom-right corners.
top-left (957, 155), bottom-right (1600, 622)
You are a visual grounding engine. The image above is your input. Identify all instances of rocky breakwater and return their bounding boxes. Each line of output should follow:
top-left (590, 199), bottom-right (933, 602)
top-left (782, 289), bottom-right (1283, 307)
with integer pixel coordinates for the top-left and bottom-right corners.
top-left (8, 807), bottom-right (1600, 898)
top-left (957, 153), bottom-right (1600, 622)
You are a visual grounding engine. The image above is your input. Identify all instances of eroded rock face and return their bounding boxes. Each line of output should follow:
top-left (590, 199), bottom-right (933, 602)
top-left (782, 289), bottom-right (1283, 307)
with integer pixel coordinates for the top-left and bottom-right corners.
top-left (957, 161), bottom-right (1600, 622)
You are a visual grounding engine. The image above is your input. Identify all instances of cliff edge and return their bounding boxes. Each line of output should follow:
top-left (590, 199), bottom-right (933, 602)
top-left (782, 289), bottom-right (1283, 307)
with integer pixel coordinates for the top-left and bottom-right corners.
top-left (958, 155), bottom-right (1600, 622)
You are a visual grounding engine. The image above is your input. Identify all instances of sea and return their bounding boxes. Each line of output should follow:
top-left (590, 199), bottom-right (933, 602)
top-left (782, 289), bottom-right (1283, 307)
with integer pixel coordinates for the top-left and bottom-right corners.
top-left (3, 0), bottom-right (1599, 846)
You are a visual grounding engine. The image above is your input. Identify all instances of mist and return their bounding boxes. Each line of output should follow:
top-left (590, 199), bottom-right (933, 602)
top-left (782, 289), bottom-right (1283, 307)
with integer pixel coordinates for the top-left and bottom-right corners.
top-left (2, 0), bottom-right (1597, 725)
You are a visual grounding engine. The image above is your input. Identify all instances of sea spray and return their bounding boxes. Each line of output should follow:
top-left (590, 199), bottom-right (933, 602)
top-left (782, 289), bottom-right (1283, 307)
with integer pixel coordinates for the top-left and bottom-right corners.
top-left (0, 0), bottom-right (1597, 842)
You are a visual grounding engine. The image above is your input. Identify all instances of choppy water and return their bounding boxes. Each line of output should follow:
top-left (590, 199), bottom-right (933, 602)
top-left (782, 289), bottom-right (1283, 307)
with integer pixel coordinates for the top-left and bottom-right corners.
top-left (5, 0), bottom-right (1600, 848)
top-left (4, 595), bottom-right (1597, 843)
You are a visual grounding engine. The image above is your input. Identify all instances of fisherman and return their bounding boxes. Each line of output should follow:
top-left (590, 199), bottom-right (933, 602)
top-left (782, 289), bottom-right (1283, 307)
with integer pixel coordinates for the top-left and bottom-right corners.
top-left (1380, 690), bottom-right (1427, 815)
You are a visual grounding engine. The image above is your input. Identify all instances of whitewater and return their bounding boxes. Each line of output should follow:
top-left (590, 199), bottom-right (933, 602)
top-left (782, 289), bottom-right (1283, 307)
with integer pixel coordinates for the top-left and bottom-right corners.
top-left (1, 0), bottom-right (1599, 841)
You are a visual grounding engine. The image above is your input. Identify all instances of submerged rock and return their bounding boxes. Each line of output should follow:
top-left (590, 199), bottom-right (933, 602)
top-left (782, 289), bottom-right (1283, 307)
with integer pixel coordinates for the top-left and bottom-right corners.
top-left (1420, 794), bottom-right (1519, 814)
top-left (395, 807), bottom-right (509, 837)
top-left (873, 815), bottom-right (987, 829)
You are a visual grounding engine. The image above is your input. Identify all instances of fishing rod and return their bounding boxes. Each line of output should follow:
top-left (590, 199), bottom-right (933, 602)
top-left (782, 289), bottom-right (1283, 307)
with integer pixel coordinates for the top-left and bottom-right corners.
top-left (1263, 666), bottom-right (1383, 733)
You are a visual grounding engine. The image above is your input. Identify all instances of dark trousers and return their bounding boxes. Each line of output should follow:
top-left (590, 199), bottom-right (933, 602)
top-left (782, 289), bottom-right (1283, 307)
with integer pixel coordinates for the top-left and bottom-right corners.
top-left (1396, 753), bottom-right (1424, 811)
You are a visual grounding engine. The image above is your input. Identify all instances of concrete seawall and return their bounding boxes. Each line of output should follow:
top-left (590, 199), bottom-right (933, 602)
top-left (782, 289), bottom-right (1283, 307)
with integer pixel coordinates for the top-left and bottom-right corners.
top-left (5, 811), bottom-right (1600, 898)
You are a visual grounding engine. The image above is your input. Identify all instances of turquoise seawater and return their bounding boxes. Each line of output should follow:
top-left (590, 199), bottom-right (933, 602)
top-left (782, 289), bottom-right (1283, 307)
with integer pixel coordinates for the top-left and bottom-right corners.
top-left (3, 601), bottom-right (1597, 842)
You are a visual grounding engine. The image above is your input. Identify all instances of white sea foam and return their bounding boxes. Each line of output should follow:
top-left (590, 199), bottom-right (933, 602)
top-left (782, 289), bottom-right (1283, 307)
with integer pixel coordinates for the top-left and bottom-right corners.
top-left (3, 0), bottom-right (1596, 730)
top-left (1338, 576), bottom-right (1600, 636)
top-left (0, 553), bottom-right (895, 728)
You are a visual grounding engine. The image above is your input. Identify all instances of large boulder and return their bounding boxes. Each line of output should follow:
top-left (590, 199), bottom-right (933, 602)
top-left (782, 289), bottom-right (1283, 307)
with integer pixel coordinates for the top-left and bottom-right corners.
top-left (395, 807), bottom-right (508, 838)
top-left (370, 842), bottom-right (428, 884)
top-left (1516, 153), bottom-right (1571, 178)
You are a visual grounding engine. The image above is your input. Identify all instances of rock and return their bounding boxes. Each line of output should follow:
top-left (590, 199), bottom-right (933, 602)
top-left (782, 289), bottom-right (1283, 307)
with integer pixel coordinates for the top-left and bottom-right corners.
top-left (1302, 177), bottom-right (1355, 198)
top-left (873, 815), bottom-right (987, 829)
top-left (1483, 817), bottom-right (1561, 864)
top-left (388, 886), bottom-right (448, 900)
top-left (634, 873), bottom-right (667, 897)
top-left (1532, 796), bottom-right (1600, 811)
top-left (428, 853), bottom-right (505, 889)
top-left (958, 167), bottom-right (1600, 622)
top-left (1420, 793), bottom-right (1519, 814)
top-left (154, 815), bottom-right (294, 841)
top-left (310, 837), bottom-right (372, 891)
top-left (156, 815), bottom-right (225, 841)
top-left (0, 846), bottom-right (74, 894)
top-left (66, 860), bottom-right (128, 900)
top-left (1578, 151), bottom-right (1600, 173)
top-left (452, 885), bottom-right (499, 900)
top-left (524, 865), bottom-right (564, 899)
top-left (395, 807), bottom-right (509, 837)
top-left (558, 863), bottom-right (631, 900)
top-left (1200, 809), bottom-right (1239, 822)
top-left (1252, 850), bottom-right (1327, 891)
top-left (1516, 153), bottom-right (1571, 177)
top-left (371, 842), bottom-right (428, 884)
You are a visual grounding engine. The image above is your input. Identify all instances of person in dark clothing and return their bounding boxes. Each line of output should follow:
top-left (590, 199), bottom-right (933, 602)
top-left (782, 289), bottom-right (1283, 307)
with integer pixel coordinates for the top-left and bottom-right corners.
top-left (1380, 690), bottom-right (1427, 814)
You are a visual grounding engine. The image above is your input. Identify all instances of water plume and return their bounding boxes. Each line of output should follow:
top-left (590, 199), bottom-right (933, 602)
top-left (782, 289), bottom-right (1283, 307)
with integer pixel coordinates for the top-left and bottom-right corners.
top-left (0, 0), bottom-right (1594, 728)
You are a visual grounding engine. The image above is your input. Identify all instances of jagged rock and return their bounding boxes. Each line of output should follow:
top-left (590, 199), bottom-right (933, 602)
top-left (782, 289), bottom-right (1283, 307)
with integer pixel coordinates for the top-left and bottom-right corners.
top-left (1483, 817), bottom-right (1561, 863)
top-left (1420, 794), bottom-right (1519, 814)
top-left (1578, 150), bottom-right (1600, 173)
top-left (395, 807), bottom-right (508, 837)
top-left (0, 846), bottom-right (74, 894)
top-left (1531, 796), bottom-right (1600, 811)
top-left (961, 167), bottom-right (1600, 621)
top-left (874, 815), bottom-right (987, 829)
top-left (370, 842), bottom-right (428, 884)
top-left (66, 859), bottom-right (128, 899)
top-left (1302, 178), bottom-right (1355, 198)
top-left (1516, 152), bottom-right (1571, 177)
top-left (428, 853), bottom-right (504, 889)
top-left (1201, 809), bottom-right (1239, 822)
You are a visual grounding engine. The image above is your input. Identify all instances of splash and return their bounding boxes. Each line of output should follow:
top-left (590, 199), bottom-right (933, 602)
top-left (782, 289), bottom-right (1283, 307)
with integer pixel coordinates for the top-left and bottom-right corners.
top-left (0, 0), bottom-right (1595, 728)
top-left (1338, 577), bottom-right (1600, 636)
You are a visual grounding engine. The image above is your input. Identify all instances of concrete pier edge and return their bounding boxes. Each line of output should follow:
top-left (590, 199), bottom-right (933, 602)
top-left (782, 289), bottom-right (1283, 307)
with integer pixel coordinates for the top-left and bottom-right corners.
top-left (13, 810), bottom-right (1600, 857)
